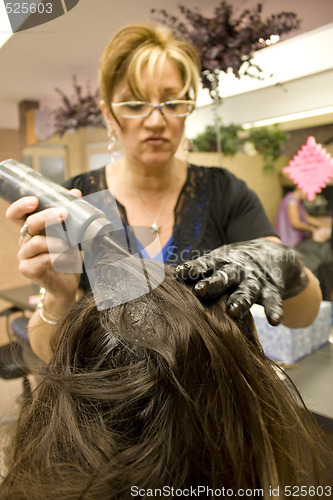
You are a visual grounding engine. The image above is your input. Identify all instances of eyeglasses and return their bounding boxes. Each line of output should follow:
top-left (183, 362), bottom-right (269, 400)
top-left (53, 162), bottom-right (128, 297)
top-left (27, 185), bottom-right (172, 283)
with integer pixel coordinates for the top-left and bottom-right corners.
top-left (111, 100), bottom-right (195, 118)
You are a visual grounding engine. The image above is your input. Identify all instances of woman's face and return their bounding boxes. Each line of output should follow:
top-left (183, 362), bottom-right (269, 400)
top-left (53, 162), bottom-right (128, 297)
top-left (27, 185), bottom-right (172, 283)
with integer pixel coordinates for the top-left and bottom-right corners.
top-left (105, 58), bottom-right (188, 169)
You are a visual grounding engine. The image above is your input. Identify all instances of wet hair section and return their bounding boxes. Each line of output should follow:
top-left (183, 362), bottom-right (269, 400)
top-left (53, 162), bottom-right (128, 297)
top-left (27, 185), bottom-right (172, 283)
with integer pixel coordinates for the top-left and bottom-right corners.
top-left (89, 254), bottom-right (165, 310)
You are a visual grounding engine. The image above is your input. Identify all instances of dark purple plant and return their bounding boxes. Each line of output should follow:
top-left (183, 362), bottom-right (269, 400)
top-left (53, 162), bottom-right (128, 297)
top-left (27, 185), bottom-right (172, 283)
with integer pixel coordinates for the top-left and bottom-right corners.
top-left (53, 75), bottom-right (105, 136)
top-left (151, 2), bottom-right (301, 98)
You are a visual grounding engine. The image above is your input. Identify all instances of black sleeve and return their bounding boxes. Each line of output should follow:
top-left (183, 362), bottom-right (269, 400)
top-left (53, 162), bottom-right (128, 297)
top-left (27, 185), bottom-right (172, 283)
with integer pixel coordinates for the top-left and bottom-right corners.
top-left (63, 173), bottom-right (90, 193)
top-left (62, 167), bottom-right (107, 195)
top-left (213, 168), bottom-right (276, 243)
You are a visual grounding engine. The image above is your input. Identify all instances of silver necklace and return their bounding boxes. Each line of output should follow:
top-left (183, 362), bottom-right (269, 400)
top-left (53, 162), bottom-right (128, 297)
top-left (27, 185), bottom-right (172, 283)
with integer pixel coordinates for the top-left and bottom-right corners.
top-left (131, 185), bottom-right (173, 233)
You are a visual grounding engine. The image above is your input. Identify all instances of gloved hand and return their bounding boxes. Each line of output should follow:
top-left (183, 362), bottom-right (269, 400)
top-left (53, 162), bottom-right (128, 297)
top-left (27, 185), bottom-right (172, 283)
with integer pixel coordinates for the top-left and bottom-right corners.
top-left (176, 238), bottom-right (309, 326)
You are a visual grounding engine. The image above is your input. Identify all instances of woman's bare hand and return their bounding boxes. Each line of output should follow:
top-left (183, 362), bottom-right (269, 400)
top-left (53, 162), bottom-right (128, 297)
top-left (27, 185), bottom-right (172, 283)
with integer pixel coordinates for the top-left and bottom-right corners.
top-left (6, 190), bottom-right (83, 302)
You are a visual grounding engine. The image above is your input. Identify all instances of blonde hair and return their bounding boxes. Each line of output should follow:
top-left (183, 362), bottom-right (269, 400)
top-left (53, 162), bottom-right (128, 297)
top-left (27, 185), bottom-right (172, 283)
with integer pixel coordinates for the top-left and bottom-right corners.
top-left (99, 23), bottom-right (201, 113)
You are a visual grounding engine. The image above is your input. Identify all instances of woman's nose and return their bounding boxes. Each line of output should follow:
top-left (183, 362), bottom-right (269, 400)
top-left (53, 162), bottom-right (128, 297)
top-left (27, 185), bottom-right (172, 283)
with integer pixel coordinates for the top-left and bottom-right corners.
top-left (144, 106), bottom-right (166, 127)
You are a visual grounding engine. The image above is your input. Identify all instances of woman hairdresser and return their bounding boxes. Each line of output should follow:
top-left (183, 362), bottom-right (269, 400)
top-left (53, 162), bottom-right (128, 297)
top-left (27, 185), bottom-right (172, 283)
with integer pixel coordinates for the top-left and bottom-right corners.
top-left (6, 23), bottom-right (321, 363)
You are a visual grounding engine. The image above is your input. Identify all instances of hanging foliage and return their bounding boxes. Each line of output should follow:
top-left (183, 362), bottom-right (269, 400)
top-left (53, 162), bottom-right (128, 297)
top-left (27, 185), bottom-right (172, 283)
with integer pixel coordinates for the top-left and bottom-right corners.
top-left (151, 2), bottom-right (301, 97)
top-left (53, 75), bottom-right (105, 136)
top-left (192, 124), bottom-right (242, 156)
top-left (191, 123), bottom-right (290, 173)
top-left (248, 125), bottom-right (290, 173)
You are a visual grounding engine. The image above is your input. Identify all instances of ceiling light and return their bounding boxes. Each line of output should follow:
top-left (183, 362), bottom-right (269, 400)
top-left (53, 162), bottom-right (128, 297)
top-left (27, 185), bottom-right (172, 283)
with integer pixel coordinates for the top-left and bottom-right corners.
top-left (242, 106), bottom-right (333, 129)
top-left (270, 34), bottom-right (280, 44)
top-left (258, 34), bottom-right (280, 46)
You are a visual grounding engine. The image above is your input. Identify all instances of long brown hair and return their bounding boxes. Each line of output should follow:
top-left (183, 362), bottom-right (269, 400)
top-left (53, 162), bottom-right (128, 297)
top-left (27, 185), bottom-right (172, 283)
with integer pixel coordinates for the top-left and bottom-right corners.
top-left (1, 260), bottom-right (331, 499)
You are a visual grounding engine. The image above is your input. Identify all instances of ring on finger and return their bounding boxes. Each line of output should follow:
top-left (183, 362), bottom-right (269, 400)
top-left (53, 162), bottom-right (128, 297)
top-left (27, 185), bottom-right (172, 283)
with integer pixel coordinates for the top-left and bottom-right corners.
top-left (20, 222), bottom-right (31, 240)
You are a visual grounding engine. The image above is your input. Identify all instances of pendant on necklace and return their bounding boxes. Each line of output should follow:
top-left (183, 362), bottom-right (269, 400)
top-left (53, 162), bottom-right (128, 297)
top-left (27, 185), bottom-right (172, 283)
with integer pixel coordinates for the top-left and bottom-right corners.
top-left (151, 222), bottom-right (161, 233)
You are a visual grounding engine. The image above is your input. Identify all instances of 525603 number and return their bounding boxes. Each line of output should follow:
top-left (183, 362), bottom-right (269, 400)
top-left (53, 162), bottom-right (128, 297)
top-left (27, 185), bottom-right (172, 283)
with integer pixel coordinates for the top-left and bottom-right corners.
top-left (285, 485), bottom-right (332, 497)
top-left (5, 2), bottom-right (53, 14)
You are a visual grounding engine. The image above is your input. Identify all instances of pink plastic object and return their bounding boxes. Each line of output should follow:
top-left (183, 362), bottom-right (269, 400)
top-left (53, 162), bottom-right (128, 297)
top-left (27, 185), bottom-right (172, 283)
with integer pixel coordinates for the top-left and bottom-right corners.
top-left (283, 136), bottom-right (333, 201)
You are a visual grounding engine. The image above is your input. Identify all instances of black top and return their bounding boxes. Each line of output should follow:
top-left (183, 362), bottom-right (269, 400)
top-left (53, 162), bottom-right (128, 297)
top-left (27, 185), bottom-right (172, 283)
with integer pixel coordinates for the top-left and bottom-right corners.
top-left (64, 164), bottom-right (275, 267)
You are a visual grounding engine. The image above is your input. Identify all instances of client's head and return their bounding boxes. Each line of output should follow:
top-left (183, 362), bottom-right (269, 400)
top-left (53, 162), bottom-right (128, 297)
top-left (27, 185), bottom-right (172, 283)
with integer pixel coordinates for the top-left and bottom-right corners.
top-left (1, 258), bottom-right (329, 500)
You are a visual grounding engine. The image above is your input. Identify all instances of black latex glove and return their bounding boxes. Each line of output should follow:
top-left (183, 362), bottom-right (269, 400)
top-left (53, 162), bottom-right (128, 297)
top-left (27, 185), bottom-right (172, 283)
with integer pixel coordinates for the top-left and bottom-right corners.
top-left (176, 238), bottom-right (309, 326)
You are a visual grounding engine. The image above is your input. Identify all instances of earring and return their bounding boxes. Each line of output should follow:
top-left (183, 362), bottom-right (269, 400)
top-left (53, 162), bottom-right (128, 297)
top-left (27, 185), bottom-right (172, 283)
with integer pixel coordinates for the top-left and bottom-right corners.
top-left (107, 130), bottom-right (121, 163)
top-left (182, 137), bottom-right (192, 162)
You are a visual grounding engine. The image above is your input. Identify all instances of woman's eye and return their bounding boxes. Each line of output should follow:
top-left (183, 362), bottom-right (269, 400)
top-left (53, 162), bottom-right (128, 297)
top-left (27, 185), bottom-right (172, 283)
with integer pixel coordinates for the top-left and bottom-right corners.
top-left (165, 101), bottom-right (180, 110)
top-left (125, 102), bottom-right (146, 111)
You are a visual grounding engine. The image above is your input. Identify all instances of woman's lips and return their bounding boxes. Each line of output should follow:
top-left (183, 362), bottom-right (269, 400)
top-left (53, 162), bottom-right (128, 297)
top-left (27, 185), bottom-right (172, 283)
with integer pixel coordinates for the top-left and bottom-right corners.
top-left (144, 137), bottom-right (169, 146)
